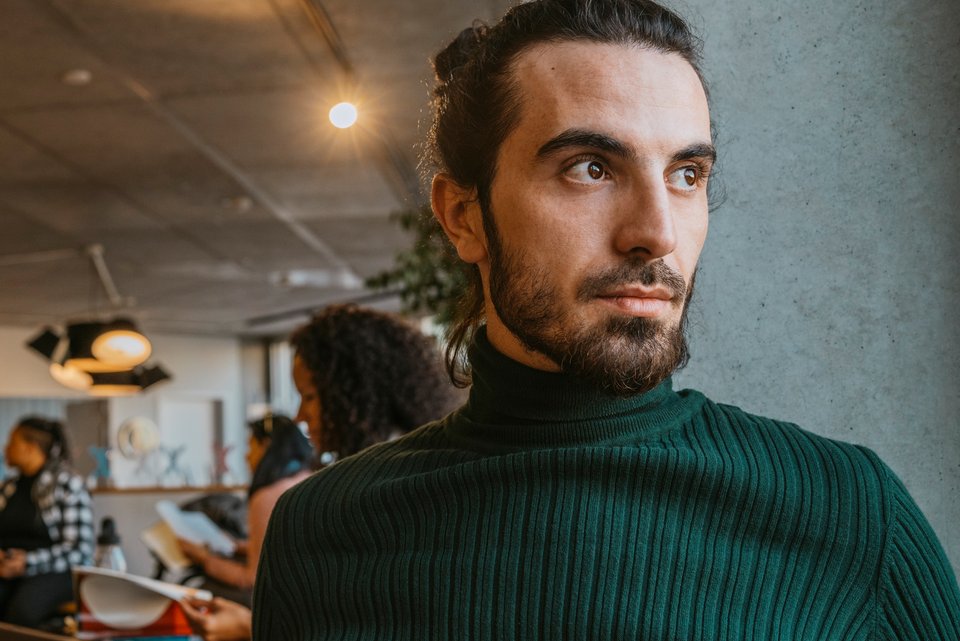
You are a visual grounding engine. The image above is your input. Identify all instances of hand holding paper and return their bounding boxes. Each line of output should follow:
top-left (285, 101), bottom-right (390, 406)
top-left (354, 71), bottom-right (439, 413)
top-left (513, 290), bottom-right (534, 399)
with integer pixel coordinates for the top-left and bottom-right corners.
top-left (181, 596), bottom-right (252, 641)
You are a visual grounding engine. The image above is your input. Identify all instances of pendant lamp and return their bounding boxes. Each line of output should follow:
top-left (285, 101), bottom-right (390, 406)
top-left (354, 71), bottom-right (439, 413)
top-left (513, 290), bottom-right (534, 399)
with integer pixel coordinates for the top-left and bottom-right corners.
top-left (91, 317), bottom-right (152, 369)
top-left (19, 245), bottom-right (172, 395)
top-left (88, 365), bottom-right (172, 397)
top-left (26, 328), bottom-right (60, 360)
top-left (62, 322), bottom-right (118, 373)
top-left (49, 361), bottom-right (93, 391)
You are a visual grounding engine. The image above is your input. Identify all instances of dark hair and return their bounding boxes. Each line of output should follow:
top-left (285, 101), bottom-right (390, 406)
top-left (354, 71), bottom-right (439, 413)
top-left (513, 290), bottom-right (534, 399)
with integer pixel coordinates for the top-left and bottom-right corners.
top-left (16, 415), bottom-right (70, 466)
top-left (426, 0), bottom-right (707, 383)
top-left (289, 304), bottom-right (459, 460)
top-left (247, 414), bottom-right (312, 498)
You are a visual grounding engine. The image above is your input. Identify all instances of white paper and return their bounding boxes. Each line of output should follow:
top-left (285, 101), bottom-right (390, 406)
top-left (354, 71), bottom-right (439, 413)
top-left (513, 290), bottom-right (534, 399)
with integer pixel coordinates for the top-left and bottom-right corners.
top-left (74, 566), bottom-right (212, 630)
top-left (155, 499), bottom-right (236, 555)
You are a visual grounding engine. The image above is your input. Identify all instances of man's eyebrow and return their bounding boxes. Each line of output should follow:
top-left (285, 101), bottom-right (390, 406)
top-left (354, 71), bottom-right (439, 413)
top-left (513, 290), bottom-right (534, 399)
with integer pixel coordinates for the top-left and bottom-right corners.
top-left (671, 142), bottom-right (717, 165)
top-left (536, 129), bottom-right (635, 160)
top-left (537, 130), bottom-right (717, 167)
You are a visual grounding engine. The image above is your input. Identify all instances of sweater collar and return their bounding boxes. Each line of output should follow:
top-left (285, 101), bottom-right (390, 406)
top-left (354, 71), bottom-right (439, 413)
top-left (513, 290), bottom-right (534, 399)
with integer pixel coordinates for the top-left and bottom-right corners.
top-left (454, 327), bottom-right (701, 448)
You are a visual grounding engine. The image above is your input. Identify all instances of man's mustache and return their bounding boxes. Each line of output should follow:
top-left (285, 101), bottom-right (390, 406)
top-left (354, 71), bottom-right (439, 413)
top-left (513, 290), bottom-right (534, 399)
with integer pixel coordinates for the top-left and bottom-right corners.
top-left (577, 259), bottom-right (687, 302)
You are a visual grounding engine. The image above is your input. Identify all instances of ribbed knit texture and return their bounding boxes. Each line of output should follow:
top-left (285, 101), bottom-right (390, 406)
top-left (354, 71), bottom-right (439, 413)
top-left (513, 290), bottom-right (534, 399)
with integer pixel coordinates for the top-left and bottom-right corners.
top-left (254, 330), bottom-right (960, 640)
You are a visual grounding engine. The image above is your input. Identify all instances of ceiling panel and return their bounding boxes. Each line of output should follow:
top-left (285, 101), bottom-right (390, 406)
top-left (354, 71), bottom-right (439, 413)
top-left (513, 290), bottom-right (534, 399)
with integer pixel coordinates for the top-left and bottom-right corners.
top-left (0, 0), bottom-right (500, 335)
top-left (0, 261), bottom-right (99, 320)
top-left (3, 103), bottom-right (276, 226)
top-left (52, 0), bottom-right (338, 96)
top-left (0, 126), bottom-right (77, 184)
top-left (0, 179), bottom-right (164, 234)
top-left (166, 88), bottom-right (351, 168)
top-left (252, 164), bottom-right (400, 220)
top-left (307, 215), bottom-right (413, 278)
top-left (0, 210), bottom-right (77, 255)
top-left (0, 0), bottom-right (135, 111)
top-left (172, 220), bottom-right (340, 272)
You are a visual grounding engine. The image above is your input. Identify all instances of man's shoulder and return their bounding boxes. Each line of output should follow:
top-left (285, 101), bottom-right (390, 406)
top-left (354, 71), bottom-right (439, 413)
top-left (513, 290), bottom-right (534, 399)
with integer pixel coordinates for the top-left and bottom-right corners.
top-left (700, 395), bottom-right (889, 486)
top-left (280, 416), bottom-right (460, 502)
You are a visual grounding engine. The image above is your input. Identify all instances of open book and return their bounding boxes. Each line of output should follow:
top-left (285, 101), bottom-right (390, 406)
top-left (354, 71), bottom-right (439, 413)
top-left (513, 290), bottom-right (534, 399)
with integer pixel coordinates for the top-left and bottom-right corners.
top-left (155, 500), bottom-right (236, 556)
top-left (139, 521), bottom-right (192, 572)
top-left (73, 566), bottom-right (211, 638)
top-left (140, 500), bottom-right (237, 572)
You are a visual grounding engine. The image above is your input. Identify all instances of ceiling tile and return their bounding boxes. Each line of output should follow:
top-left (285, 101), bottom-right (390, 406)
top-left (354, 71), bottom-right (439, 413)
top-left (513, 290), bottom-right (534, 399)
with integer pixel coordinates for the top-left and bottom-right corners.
top-left (0, 0), bottom-right (135, 112)
top-left (53, 0), bottom-right (338, 96)
top-left (0, 179), bottom-right (164, 234)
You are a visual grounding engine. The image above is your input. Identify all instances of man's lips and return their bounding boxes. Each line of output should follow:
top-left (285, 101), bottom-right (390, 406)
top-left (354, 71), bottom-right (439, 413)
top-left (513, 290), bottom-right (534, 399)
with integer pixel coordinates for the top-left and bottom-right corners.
top-left (595, 285), bottom-right (676, 317)
top-left (600, 285), bottom-right (674, 301)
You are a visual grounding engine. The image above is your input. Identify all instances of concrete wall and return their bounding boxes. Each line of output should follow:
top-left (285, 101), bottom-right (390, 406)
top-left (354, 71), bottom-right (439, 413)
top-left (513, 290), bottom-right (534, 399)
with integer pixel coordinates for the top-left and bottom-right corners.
top-left (670, 0), bottom-right (960, 573)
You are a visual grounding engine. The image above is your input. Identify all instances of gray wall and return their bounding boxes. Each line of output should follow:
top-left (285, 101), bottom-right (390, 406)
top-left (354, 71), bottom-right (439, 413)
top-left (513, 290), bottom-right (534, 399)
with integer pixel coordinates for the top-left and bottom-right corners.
top-left (671, 0), bottom-right (960, 573)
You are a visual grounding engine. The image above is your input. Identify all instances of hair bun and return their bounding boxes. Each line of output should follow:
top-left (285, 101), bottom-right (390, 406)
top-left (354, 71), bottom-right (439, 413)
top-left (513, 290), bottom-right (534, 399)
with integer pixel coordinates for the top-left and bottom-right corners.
top-left (433, 24), bottom-right (487, 83)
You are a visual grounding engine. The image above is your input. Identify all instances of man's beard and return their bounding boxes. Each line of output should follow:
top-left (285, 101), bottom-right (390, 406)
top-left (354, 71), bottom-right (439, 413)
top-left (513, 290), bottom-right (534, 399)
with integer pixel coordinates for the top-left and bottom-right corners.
top-left (486, 222), bottom-right (694, 396)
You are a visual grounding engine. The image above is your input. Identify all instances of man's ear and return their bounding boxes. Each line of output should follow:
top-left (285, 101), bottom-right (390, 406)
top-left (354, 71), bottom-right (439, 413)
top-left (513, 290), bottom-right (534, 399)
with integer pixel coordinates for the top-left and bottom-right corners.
top-left (431, 173), bottom-right (488, 264)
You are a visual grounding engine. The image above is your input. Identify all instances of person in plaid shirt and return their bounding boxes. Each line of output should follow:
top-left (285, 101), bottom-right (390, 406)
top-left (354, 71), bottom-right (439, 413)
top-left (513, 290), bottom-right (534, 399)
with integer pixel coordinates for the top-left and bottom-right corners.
top-left (0, 416), bottom-right (94, 627)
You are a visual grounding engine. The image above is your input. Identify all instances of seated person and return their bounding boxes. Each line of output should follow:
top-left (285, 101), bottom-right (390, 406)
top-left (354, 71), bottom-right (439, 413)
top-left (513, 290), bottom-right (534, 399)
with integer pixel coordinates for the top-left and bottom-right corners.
top-left (176, 415), bottom-right (312, 604)
top-left (0, 416), bottom-right (94, 628)
top-left (181, 304), bottom-right (460, 641)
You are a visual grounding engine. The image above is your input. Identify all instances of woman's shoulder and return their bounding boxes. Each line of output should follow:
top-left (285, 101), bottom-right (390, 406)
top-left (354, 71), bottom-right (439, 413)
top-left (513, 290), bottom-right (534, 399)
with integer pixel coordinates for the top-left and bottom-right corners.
top-left (251, 469), bottom-right (312, 508)
top-left (40, 465), bottom-right (86, 491)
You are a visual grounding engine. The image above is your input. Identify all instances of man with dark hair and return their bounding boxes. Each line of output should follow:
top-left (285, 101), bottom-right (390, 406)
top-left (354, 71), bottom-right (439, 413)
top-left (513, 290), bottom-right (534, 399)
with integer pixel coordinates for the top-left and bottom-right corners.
top-left (254, 1), bottom-right (960, 639)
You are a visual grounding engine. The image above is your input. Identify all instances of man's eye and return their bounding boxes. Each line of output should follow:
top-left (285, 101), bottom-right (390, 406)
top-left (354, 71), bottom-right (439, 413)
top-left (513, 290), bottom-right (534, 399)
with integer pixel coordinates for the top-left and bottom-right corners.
top-left (565, 159), bottom-right (608, 183)
top-left (667, 166), bottom-right (703, 191)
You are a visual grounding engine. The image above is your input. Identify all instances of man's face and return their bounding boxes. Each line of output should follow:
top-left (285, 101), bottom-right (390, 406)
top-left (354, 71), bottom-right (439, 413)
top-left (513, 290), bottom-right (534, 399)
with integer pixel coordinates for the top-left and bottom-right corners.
top-left (479, 41), bottom-right (713, 394)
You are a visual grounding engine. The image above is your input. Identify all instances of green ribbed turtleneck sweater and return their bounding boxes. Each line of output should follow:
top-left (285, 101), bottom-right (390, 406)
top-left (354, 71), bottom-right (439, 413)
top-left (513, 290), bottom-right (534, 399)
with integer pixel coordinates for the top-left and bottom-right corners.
top-left (254, 330), bottom-right (960, 640)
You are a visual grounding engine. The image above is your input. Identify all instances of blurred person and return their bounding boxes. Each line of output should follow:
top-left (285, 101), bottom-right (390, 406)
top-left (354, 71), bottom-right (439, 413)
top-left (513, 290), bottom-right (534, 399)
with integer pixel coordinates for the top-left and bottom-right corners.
top-left (182, 304), bottom-right (459, 640)
top-left (177, 414), bottom-right (311, 604)
top-left (289, 304), bottom-right (460, 459)
top-left (0, 416), bottom-right (93, 628)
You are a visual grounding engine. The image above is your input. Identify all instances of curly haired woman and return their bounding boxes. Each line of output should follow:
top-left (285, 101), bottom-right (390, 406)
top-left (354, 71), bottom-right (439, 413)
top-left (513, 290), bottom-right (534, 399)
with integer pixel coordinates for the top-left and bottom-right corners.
top-left (289, 304), bottom-right (460, 461)
top-left (181, 305), bottom-right (459, 640)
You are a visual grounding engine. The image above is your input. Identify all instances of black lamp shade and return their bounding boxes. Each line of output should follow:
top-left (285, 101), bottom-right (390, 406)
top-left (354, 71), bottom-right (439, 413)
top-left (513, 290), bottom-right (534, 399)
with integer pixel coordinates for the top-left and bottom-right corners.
top-left (26, 327), bottom-right (61, 361)
top-left (88, 363), bottom-right (172, 396)
top-left (139, 365), bottom-right (172, 389)
top-left (64, 321), bottom-right (117, 373)
top-left (88, 369), bottom-right (140, 396)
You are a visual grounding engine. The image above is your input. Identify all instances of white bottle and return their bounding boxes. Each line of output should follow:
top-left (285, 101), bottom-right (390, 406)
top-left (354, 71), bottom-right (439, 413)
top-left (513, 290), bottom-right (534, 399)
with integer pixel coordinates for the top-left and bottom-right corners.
top-left (93, 516), bottom-right (127, 573)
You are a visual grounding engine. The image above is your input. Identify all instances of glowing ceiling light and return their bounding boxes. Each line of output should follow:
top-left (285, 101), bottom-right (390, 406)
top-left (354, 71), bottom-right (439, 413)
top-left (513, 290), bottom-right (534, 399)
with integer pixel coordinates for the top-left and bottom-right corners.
top-left (92, 318), bottom-right (152, 369)
top-left (49, 362), bottom-right (93, 391)
top-left (329, 102), bottom-right (358, 129)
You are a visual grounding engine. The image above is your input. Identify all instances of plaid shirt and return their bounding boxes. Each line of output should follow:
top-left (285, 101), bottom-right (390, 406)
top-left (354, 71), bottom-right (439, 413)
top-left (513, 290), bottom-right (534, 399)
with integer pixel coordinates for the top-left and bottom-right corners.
top-left (0, 466), bottom-right (94, 575)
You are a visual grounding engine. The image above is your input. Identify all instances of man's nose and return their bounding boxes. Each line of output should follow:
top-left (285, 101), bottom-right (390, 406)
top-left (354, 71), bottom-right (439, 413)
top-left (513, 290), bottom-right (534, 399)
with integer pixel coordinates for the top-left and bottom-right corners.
top-left (612, 177), bottom-right (677, 259)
